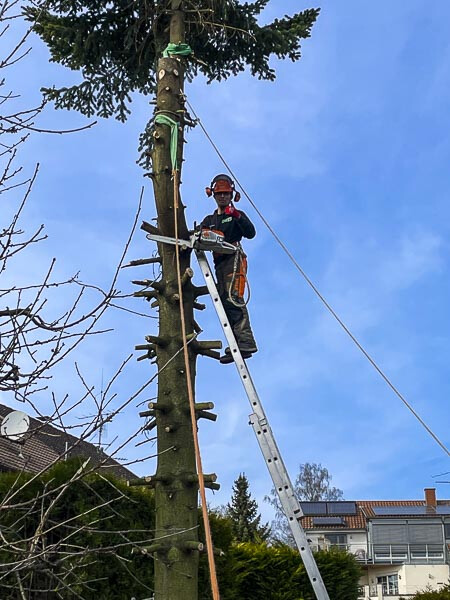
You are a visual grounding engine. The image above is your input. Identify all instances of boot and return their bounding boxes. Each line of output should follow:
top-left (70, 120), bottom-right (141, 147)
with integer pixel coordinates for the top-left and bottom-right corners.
top-left (219, 349), bottom-right (253, 364)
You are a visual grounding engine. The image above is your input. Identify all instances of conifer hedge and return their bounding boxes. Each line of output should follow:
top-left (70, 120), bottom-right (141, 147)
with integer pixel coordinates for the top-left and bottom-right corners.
top-left (404, 585), bottom-right (450, 599)
top-left (0, 461), bottom-right (361, 599)
top-left (223, 544), bottom-right (361, 600)
top-left (0, 459), bottom-right (155, 599)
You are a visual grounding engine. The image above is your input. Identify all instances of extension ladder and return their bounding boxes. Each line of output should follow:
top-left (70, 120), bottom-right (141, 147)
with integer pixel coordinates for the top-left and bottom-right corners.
top-left (194, 249), bottom-right (330, 600)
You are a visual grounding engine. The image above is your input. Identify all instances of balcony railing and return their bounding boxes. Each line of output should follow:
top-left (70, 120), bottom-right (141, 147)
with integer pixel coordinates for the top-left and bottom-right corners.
top-left (310, 543), bottom-right (447, 565)
top-left (373, 544), bottom-right (445, 564)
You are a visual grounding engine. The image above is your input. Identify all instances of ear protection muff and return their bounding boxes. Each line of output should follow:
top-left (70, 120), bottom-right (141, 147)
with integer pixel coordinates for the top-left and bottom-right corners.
top-left (205, 174), bottom-right (240, 202)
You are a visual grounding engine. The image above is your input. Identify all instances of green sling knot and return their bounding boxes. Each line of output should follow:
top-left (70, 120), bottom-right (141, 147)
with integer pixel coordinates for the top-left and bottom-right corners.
top-left (162, 43), bottom-right (192, 58)
top-left (154, 114), bottom-right (179, 171)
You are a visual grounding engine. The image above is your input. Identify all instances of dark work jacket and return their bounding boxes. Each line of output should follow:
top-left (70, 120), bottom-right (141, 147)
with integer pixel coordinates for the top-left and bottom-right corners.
top-left (200, 209), bottom-right (256, 265)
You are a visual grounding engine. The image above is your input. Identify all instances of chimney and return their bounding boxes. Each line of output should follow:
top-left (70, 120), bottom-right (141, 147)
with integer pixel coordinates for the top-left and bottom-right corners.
top-left (424, 488), bottom-right (437, 508)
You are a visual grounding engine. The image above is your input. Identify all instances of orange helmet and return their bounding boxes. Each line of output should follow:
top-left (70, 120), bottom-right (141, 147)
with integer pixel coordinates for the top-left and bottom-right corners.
top-left (205, 174), bottom-right (240, 202)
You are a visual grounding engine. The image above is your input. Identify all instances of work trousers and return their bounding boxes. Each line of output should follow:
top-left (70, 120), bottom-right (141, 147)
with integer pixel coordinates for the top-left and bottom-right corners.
top-left (214, 252), bottom-right (257, 351)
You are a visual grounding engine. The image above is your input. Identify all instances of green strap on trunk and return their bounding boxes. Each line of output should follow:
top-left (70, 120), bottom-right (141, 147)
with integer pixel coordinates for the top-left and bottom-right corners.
top-left (163, 43), bottom-right (192, 58)
top-left (156, 44), bottom-right (191, 169)
top-left (155, 114), bottom-right (178, 171)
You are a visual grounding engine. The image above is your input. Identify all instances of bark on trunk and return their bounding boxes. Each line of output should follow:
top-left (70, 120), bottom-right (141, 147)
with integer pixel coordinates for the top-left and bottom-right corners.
top-left (150, 6), bottom-right (199, 599)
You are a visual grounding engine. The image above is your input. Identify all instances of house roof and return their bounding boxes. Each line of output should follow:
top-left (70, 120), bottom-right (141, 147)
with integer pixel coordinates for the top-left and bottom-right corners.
top-left (301, 499), bottom-right (450, 531)
top-left (0, 404), bottom-right (135, 480)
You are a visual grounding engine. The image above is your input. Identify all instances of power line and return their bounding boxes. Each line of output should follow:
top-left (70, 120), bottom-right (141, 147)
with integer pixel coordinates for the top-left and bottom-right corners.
top-left (185, 96), bottom-right (450, 459)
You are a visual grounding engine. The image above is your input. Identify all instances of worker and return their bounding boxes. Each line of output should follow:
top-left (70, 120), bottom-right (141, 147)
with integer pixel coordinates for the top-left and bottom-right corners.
top-left (200, 174), bottom-right (258, 363)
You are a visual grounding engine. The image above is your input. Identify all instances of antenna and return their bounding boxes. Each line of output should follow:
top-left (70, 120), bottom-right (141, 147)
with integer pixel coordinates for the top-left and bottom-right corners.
top-left (1, 410), bottom-right (30, 442)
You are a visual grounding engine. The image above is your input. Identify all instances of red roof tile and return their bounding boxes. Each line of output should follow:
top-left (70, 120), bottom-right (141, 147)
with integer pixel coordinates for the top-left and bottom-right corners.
top-left (0, 404), bottom-right (135, 480)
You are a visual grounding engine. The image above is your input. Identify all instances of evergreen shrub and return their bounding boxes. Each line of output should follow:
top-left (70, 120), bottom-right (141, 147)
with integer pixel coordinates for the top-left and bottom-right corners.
top-left (403, 584), bottom-right (450, 599)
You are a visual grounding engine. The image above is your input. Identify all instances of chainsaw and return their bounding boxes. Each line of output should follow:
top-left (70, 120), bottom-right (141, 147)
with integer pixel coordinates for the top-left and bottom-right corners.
top-left (145, 228), bottom-right (237, 254)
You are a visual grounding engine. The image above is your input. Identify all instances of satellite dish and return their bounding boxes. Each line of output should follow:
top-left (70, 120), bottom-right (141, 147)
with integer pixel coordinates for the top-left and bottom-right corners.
top-left (1, 411), bottom-right (30, 441)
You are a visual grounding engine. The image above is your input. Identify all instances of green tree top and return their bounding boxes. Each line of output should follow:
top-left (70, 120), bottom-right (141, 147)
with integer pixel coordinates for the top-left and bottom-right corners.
top-left (25, 1), bottom-right (320, 122)
top-left (226, 473), bottom-right (270, 543)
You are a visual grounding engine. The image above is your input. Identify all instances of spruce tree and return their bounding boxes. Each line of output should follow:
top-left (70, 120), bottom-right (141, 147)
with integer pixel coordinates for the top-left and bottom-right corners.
top-left (25, 2), bottom-right (320, 598)
top-left (226, 473), bottom-right (269, 543)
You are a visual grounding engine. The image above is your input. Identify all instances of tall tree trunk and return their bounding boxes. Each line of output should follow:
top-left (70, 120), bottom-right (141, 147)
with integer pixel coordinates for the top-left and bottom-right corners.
top-left (151, 5), bottom-right (199, 599)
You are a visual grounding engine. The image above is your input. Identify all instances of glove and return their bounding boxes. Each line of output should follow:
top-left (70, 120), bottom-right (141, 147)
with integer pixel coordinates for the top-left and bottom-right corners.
top-left (224, 204), bottom-right (241, 219)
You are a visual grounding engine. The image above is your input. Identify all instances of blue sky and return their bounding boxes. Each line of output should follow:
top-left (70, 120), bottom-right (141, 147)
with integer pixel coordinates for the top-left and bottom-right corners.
top-left (3, 0), bottom-right (450, 521)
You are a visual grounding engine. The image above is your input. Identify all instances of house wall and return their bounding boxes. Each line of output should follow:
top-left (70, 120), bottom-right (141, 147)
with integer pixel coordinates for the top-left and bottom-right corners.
top-left (398, 564), bottom-right (449, 595)
top-left (347, 531), bottom-right (368, 555)
top-left (360, 564), bottom-right (449, 598)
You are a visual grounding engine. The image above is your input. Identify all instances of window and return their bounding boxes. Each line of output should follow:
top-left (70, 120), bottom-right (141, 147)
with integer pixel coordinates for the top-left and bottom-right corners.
top-left (445, 523), bottom-right (450, 539)
top-left (325, 533), bottom-right (347, 549)
top-left (377, 574), bottom-right (399, 596)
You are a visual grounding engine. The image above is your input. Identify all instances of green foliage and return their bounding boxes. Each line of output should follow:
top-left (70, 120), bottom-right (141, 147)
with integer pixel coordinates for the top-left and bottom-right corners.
top-left (0, 459), bottom-right (155, 599)
top-left (24, 0), bottom-right (320, 122)
top-left (225, 473), bottom-right (270, 543)
top-left (199, 510), bottom-right (235, 600)
top-left (404, 584), bottom-right (450, 599)
top-left (0, 461), bottom-right (359, 599)
top-left (227, 544), bottom-right (361, 600)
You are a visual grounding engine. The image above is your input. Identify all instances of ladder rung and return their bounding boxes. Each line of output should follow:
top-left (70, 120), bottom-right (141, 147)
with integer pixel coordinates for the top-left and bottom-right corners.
top-left (195, 250), bottom-right (330, 600)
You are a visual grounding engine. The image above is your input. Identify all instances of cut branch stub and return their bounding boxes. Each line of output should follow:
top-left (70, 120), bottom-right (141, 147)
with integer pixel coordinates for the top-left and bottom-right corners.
top-left (139, 409), bottom-right (156, 418)
top-left (196, 410), bottom-right (217, 422)
top-left (193, 285), bottom-right (209, 298)
top-left (135, 343), bottom-right (156, 351)
top-left (181, 267), bottom-right (194, 286)
top-left (132, 279), bottom-right (159, 286)
top-left (133, 290), bottom-right (158, 299)
top-left (145, 334), bottom-right (168, 347)
top-left (148, 401), bottom-right (171, 413)
top-left (137, 351), bottom-right (156, 361)
top-left (193, 340), bottom-right (222, 350)
top-left (141, 220), bottom-right (161, 236)
top-left (181, 541), bottom-right (204, 553)
top-left (193, 301), bottom-right (206, 311)
top-left (143, 419), bottom-right (157, 432)
top-left (122, 256), bottom-right (162, 268)
top-left (185, 473), bottom-right (217, 484)
top-left (192, 346), bottom-right (221, 360)
top-left (194, 402), bottom-right (214, 411)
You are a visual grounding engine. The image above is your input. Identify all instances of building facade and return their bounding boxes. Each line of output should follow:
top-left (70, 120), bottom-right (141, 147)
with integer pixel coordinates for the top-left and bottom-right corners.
top-left (301, 489), bottom-right (450, 599)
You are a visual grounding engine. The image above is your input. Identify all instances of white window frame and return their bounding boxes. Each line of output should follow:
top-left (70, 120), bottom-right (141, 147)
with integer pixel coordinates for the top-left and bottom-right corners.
top-left (377, 574), bottom-right (399, 596)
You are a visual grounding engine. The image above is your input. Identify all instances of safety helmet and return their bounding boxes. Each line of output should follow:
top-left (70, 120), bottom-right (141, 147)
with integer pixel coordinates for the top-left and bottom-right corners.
top-left (205, 174), bottom-right (240, 202)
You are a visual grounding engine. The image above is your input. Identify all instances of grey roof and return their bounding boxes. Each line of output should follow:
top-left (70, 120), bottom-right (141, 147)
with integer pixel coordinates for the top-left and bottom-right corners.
top-left (0, 404), bottom-right (135, 480)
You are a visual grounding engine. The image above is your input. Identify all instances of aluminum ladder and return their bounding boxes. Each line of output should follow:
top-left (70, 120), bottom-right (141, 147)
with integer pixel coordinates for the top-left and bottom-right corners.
top-left (194, 249), bottom-right (330, 600)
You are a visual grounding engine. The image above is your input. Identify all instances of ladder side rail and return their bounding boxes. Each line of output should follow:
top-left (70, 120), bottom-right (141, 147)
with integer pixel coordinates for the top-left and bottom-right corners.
top-left (248, 413), bottom-right (304, 519)
top-left (195, 250), bottom-right (330, 600)
top-left (248, 414), bottom-right (331, 599)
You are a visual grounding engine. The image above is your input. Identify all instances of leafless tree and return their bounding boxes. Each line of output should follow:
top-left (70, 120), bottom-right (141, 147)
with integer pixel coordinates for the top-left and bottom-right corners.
top-left (0, 4), bottom-right (171, 597)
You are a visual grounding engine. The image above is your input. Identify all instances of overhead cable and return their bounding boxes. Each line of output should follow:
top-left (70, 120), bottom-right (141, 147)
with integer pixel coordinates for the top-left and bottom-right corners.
top-left (184, 96), bottom-right (450, 459)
